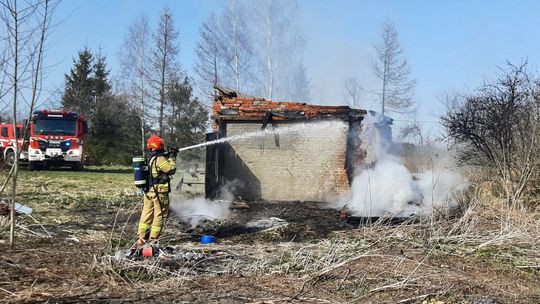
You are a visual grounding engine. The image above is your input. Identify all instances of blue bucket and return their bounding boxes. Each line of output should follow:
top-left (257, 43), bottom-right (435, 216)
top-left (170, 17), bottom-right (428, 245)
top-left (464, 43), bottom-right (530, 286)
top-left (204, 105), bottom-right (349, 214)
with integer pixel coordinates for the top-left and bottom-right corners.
top-left (200, 235), bottom-right (216, 244)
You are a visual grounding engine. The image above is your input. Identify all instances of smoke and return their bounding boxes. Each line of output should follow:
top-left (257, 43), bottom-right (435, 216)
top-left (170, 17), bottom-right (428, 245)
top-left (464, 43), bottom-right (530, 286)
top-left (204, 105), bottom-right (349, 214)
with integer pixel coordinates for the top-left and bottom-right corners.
top-left (170, 179), bottom-right (244, 227)
top-left (342, 112), bottom-right (468, 217)
top-left (170, 196), bottom-right (231, 227)
top-left (219, 178), bottom-right (245, 201)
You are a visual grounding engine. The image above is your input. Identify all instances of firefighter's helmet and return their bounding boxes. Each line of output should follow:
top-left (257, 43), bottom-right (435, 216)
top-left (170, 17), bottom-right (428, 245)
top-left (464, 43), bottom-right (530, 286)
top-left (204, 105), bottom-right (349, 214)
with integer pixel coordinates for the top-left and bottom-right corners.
top-left (147, 135), bottom-right (165, 151)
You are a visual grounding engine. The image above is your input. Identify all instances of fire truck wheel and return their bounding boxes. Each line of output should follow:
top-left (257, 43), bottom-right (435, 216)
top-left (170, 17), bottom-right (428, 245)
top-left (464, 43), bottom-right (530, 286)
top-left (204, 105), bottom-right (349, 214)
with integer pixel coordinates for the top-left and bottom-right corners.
top-left (5, 150), bottom-right (15, 167)
top-left (29, 162), bottom-right (36, 171)
top-left (72, 162), bottom-right (83, 171)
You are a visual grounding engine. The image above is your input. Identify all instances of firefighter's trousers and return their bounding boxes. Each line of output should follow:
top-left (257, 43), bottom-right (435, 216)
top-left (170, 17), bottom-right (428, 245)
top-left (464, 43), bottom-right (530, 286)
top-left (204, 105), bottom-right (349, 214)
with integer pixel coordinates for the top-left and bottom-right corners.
top-left (137, 191), bottom-right (169, 243)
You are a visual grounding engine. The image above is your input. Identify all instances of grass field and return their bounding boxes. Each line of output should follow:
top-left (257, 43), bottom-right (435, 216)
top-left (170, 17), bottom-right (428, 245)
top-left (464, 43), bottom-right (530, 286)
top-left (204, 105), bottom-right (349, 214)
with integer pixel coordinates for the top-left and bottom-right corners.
top-left (0, 167), bottom-right (539, 303)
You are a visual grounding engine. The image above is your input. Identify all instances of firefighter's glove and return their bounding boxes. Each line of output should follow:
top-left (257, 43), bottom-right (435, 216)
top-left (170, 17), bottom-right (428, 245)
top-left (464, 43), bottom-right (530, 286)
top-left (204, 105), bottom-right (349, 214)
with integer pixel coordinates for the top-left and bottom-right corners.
top-left (167, 146), bottom-right (178, 159)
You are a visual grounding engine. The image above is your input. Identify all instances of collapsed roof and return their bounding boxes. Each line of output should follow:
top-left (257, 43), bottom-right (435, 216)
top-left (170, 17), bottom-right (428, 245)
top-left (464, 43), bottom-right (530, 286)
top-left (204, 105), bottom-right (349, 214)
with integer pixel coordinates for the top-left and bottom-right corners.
top-left (212, 87), bottom-right (367, 130)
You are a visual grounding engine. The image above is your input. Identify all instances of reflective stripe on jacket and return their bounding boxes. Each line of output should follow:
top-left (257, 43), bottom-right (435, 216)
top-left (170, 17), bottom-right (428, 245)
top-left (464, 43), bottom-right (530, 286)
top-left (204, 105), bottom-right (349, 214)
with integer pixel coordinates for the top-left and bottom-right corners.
top-left (148, 155), bottom-right (176, 193)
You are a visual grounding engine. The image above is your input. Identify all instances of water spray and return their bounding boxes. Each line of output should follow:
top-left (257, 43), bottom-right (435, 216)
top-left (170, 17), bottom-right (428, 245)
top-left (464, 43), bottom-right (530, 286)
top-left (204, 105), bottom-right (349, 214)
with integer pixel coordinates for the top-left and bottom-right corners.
top-left (176, 120), bottom-right (340, 153)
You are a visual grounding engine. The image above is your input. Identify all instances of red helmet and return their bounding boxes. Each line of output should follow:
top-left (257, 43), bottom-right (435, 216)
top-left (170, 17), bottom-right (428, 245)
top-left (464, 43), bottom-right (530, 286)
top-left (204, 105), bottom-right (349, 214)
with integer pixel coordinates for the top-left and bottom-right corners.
top-left (147, 135), bottom-right (165, 150)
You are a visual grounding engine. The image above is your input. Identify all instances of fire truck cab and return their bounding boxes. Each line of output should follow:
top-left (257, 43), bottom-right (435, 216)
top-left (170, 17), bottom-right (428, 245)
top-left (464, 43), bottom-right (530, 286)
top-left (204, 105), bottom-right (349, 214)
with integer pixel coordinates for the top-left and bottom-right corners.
top-left (28, 110), bottom-right (88, 171)
top-left (0, 123), bottom-right (28, 166)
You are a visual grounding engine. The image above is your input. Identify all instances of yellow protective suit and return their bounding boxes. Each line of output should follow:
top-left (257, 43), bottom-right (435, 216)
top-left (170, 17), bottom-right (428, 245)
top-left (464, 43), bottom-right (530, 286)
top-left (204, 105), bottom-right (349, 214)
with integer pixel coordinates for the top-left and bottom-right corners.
top-left (137, 153), bottom-right (176, 244)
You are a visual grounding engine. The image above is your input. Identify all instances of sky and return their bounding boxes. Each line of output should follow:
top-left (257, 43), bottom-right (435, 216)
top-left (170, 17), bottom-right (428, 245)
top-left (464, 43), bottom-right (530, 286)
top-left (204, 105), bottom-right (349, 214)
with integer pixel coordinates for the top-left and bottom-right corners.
top-left (43, 0), bottom-right (540, 137)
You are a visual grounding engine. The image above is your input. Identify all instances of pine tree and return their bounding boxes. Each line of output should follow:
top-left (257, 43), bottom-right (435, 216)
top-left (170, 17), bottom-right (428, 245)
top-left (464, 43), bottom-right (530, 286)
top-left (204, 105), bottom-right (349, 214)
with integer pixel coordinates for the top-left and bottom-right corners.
top-left (93, 53), bottom-right (112, 97)
top-left (91, 53), bottom-right (114, 142)
top-left (88, 94), bottom-right (141, 164)
top-left (165, 76), bottom-right (207, 160)
top-left (91, 52), bottom-right (113, 131)
top-left (62, 48), bottom-right (140, 165)
top-left (62, 48), bottom-right (95, 116)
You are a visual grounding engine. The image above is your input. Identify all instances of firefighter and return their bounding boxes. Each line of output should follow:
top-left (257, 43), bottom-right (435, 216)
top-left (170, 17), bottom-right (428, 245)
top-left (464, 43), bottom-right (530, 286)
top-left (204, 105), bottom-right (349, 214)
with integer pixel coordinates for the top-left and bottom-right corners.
top-left (135, 135), bottom-right (176, 248)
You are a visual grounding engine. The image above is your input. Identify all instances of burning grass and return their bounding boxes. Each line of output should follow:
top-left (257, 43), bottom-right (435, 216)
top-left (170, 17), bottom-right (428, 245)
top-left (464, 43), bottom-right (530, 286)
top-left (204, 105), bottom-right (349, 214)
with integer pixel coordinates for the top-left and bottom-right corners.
top-left (1, 166), bottom-right (539, 303)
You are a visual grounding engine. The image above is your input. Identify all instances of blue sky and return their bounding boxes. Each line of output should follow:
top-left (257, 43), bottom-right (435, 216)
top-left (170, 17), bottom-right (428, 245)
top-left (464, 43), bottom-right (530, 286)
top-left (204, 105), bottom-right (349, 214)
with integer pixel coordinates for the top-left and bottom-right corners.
top-left (45, 0), bottom-right (540, 135)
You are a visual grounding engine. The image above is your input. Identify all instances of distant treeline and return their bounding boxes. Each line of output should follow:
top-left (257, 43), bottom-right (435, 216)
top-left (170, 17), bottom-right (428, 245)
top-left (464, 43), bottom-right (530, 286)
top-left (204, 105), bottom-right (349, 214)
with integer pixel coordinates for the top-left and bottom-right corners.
top-left (60, 47), bottom-right (207, 165)
top-left (59, 2), bottom-right (311, 165)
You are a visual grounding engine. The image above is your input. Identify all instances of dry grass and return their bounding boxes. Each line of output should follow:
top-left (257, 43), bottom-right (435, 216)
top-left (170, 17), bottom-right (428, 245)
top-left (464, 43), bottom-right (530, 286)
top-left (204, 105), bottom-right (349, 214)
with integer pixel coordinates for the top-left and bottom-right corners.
top-left (94, 186), bottom-right (540, 301)
top-left (1, 165), bottom-right (540, 303)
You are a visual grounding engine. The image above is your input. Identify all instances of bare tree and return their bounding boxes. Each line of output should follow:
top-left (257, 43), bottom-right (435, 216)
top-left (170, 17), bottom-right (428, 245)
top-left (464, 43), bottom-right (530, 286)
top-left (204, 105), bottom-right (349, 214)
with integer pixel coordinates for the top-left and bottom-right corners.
top-left (372, 20), bottom-right (416, 114)
top-left (225, 0), bottom-right (244, 92)
top-left (343, 77), bottom-right (361, 108)
top-left (195, 1), bottom-right (254, 97)
top-left (442, 61), bottom-right (540, 207)
top-left (120, 14), bottom-right (151, 153)
top-left (399, 121), bottom-right (423, 146)
top-left (0, 38), bottom-right (8, 104)
top-left (194, 0), bottom-right (309, 102)
top-left (150, 6), bottom-right (179, 136)
top-left (0, 0), bottom-right (56, 246)
top-left (252, 0), bottom-right (309, 101)
top-left (261, 0), bottom-right (274, 99)
top-left (194, 13), bottom-right (221, 100)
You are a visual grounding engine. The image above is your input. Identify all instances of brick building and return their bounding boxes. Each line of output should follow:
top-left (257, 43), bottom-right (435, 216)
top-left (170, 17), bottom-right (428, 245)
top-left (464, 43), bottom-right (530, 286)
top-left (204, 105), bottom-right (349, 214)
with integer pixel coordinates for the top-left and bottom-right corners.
top-left (206, 88), bottom-right (368, 203)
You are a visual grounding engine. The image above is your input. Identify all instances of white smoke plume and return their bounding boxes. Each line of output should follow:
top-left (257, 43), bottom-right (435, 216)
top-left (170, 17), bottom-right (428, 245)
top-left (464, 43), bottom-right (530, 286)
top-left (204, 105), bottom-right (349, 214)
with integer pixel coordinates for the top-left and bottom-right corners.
top-left (170, 196), bottom-right (231, 227)
top-left (170, 179), bottom-right (244, 227)
top-left (343, 112), bottom-right (468, 217)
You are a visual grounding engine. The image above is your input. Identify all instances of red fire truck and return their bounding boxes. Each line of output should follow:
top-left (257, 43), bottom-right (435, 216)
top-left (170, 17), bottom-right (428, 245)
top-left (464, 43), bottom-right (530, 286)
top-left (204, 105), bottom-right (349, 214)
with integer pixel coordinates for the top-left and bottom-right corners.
top-left (0, 123), bottom-right (28, 166)
top-left (28, 110), bottom-right (88, 171)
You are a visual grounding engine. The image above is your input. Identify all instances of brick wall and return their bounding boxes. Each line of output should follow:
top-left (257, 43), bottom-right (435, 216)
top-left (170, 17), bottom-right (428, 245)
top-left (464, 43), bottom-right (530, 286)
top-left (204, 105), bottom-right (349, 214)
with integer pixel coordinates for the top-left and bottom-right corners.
top-left (220, 120), bottom-right (351, 202)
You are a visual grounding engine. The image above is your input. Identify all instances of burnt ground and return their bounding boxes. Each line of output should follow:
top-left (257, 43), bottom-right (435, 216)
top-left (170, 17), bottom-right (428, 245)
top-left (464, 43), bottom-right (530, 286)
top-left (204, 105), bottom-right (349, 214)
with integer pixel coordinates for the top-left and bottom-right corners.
top-left (1, 169), bottom-right (540, 303)
top-left (172, 201), bottom-right (354, 242)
